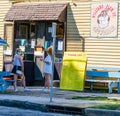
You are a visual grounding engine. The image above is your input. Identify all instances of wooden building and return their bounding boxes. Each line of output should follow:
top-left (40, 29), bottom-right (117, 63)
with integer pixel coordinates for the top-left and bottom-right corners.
top-left (0, 0), bottom-right (120, 84)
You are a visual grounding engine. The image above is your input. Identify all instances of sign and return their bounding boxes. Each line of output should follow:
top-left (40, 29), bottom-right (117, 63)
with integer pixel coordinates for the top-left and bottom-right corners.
top-left (91, 2), bottom-right (118, 37)
top-left (48, 27), bottom-right (52, 33)
top-left (60, 52), bottom-right (87, 91)
top-left (31, 40), bottom-right (35, 48)
top-left (57, 40), bottom-right (63, 51)
top-left (4, 50), bottom-right (12, 56)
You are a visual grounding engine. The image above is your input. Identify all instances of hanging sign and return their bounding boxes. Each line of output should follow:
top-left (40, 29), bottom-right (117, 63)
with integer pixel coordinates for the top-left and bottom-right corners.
top-left (91, 2), bottom-right (118, 37)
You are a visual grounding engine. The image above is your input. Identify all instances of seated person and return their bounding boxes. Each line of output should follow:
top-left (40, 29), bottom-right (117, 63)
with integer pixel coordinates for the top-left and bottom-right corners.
top-left (12, 48), bottom-right (29, 92)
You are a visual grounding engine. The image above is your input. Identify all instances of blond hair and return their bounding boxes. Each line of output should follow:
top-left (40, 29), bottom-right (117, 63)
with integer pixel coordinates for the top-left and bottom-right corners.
top-left (16, 48), bottom-right (21, 53)
top-left (46, 46), bottom-right (52, 56)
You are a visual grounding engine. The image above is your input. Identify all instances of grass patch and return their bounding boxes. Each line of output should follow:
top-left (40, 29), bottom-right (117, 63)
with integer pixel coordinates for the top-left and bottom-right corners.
top-left (71, 96), bottom-right (108, 100)
top-left (92, 104), bottom-right (120, 110)
top-left (71, 96), bottom-right (120, 110)
top-left (71, 96), bottom-right (119, 102)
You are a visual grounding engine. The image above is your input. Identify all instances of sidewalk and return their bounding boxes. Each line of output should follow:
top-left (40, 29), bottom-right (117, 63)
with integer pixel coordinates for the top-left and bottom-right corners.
top-left (0, 86), bottom-right (120, 115)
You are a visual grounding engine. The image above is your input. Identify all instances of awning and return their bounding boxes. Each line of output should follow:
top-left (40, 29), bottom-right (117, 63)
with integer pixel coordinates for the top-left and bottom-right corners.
top-left (5, 3), bottom-right (67, 22)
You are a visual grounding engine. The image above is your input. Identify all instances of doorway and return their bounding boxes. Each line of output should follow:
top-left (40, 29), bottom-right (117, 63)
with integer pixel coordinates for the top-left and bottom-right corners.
top-left (13, 21), bottom-right (65, 85)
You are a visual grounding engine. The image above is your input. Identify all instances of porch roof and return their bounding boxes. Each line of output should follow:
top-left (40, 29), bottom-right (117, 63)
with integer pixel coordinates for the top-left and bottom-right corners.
top-left (5, 3), bottom-right (68, 22)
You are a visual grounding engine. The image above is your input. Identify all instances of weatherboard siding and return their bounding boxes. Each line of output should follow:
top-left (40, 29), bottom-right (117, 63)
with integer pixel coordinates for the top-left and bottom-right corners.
top-left (0, 0), bottom-right (12, 70)
top-left (66, 1), bottom-right (120, 68)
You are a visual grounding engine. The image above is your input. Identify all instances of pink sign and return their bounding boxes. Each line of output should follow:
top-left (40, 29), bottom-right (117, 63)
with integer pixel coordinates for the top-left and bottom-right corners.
top-left (91, 2), bottom-right (118, 37)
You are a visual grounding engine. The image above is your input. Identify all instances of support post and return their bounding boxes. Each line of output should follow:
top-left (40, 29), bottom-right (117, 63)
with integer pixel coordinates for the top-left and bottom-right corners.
top-left (50, 22), bottom-right (57, 102)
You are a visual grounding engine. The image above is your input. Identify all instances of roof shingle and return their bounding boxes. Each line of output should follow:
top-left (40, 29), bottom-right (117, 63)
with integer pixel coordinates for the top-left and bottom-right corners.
top-left (5, 3), bottom-right (67, 22)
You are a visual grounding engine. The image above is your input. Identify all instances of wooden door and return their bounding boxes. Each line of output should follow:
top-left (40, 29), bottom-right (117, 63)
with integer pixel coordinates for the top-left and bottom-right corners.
top-left (34, 22), bottom-right (45, 81)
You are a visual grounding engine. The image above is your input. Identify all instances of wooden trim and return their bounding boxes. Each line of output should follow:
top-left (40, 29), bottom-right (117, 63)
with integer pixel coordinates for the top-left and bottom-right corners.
top-left (4, 22), bottom-right (14, 56)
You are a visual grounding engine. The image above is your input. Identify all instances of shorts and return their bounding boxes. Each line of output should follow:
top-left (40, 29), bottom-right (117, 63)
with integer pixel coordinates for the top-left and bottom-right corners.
top-left (12, 65), bottom-right (22, 74)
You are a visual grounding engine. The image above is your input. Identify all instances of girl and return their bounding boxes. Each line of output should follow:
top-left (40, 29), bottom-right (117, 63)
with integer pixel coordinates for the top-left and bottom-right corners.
top-left (12, 48), bottom-right (28, 92)
top-left (41, 47), bottom-right (52, 92)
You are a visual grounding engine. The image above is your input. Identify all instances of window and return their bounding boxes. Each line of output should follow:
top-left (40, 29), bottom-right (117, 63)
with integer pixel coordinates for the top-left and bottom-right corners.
top-left (19, 25), bottom-right (28, 39)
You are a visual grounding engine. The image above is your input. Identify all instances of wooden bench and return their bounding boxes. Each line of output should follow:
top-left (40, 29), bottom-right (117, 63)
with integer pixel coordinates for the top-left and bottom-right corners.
top-left (0, 71), bottom-right (15, 93)
top-left (85, 67), bottom-right (120, 94)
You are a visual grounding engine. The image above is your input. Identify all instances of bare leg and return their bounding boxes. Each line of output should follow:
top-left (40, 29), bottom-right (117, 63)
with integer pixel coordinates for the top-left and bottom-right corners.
top-left (44, 75), bottom-right (47, 89)
top-left (21, 74), bottom-right (29, 91)
top-left (45, 74), bottom-right (51, 89)
top-left (13, 74), bottom-right (18, 90)
top-left (21, 74), bottom-right (26, 88)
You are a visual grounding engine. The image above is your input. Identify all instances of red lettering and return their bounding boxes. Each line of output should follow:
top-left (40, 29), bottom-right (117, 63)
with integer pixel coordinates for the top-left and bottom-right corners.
top-left (77, 54), bottom-right (82, 56)
top-left (68, 54), bottom-right (76, 56)
top-left (106, 5), bottom-right (114, 12)
top-left (92, 4), bottom-right (104, 18)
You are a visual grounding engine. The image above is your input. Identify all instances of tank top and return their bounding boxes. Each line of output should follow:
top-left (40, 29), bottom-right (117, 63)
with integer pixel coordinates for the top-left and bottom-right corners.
top-left (44, 54), bottom-right (52, 74)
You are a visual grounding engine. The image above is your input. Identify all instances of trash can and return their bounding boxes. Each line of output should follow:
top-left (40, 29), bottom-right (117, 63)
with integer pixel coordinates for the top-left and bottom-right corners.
top-left (24, 60), bottom-right (34, 86)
